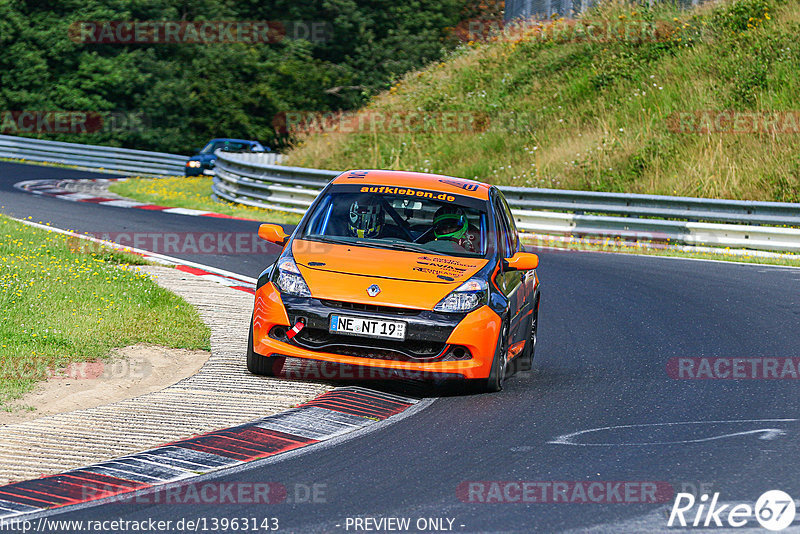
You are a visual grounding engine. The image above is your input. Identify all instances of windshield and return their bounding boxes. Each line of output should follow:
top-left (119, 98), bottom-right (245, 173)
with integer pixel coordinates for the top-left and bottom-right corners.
top-left (300, 188), bottom-right (490, 257)
top-left (200, 140), bottom-right (254, 154)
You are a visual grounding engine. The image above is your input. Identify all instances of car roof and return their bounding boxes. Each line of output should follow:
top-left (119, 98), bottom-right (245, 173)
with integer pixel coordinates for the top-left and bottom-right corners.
top-left (331, 170), bottom-right (491, 200)
top-left (207, 138), bottom-right (259, 144)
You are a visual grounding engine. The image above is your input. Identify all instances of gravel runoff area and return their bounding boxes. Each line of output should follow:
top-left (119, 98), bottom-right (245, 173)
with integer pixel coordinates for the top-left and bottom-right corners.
top-left (0, 266), bottom-right (332, 485)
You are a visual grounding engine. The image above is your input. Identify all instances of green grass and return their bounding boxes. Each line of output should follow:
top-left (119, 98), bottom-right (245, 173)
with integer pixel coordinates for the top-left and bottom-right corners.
top-left (109, 176), bottom-right (302, 224)
top-left (0, 216), bottom-right (210, 408)
top-left (286, 0), bottom-right (800, 203)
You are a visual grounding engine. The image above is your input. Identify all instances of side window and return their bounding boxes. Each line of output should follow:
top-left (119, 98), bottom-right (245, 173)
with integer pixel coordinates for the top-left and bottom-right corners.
top-left (498, 194), bottom-right (518, 253)
top-left (494, 198), bottom-right (512, 258)
top-left (305, 195), bottom-right (333, 234)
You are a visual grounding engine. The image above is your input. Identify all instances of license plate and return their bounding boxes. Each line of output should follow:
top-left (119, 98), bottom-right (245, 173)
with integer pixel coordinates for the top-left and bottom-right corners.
top-left (329, 314), bottom-right (406, 341)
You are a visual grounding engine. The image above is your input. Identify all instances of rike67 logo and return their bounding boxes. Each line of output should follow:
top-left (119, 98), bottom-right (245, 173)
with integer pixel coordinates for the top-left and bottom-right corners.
top-left (668, 490), bottom-right (797, 531)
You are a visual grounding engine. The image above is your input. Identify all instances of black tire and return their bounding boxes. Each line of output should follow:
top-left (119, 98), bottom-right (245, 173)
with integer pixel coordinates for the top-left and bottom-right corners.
top-left (515, 296), bottom-right (539, 373)
top-left (473, 321), bottom-right (509, 393)
top-left (247, 319), bottom-right (284, 376)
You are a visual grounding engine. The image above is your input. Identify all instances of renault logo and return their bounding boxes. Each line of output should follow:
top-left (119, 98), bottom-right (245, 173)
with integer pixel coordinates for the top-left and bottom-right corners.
top-left (367, 284), bottom-right (381, 297)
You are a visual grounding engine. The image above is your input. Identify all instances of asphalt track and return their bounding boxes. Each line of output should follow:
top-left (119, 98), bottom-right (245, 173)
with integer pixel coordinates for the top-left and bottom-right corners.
top-left (2, 160), bottom-right (800, 533)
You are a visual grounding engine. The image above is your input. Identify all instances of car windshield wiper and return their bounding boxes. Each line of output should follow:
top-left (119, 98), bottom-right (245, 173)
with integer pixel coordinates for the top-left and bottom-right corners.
top-left (380, 241), bottom-right (435, 254)
top-left (308, 236), bottom-right (381, 249)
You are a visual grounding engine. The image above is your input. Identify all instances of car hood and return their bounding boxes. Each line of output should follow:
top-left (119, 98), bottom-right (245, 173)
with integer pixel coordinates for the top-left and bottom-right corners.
top-left (292, 239), bottom-right (489, 309)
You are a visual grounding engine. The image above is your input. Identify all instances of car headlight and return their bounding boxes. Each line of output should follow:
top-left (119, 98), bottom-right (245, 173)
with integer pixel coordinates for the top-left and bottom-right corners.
top-left (186, 160), bottom-right (201, 168)
top-left (275, 257), bottom-right (311, 297)
top-left (433, 278), bottom-right (487, 313)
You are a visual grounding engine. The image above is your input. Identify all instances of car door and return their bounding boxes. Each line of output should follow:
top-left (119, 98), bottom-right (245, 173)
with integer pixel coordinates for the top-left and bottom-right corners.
top-left (492, 192), bottom-right (525, 348)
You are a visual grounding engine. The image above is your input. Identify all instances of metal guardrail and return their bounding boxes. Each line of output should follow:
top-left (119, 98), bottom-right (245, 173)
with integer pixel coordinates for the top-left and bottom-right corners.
top-left (213, 154), bottom-right (335, 214)
top-left (213, 152), bottom-right (800, 252)
top-left (220, 151), bottom-right (287, 167)
top-left (0, 134), bottom-right (187, 176)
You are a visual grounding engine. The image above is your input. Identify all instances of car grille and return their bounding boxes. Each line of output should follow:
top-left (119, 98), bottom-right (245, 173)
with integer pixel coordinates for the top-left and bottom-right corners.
top-left (320, 300), bottom-right (421, 316)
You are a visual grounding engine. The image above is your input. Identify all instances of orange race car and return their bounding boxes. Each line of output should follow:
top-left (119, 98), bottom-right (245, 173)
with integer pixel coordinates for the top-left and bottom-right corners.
top-left (248, 170), bottom-right (540, 392)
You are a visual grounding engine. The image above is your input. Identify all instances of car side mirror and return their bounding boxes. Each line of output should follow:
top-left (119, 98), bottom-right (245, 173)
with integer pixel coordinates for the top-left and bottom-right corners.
top-left (504, 252), bottom-right (539, 271)
top-left (258, 223), bottom-right (289, 246)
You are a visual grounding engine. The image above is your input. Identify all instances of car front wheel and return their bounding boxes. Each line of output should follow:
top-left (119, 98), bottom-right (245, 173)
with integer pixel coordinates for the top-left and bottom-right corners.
top-left (473, 321), bottom-right (508, 393)
top-left (515, 297), bottom-right (539, 373)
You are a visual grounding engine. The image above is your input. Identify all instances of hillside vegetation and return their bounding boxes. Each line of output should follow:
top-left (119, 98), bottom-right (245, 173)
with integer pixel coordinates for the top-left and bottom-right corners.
top-left (286, 0), bottom-right (800, 202)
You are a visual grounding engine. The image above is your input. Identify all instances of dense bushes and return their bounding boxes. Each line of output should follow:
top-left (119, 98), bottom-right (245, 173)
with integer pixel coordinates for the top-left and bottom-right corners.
top-left (0, 0), bottom-right (484, 153)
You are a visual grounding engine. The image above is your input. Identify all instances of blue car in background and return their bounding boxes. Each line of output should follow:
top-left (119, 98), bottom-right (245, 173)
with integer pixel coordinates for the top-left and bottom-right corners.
top-left (185, 138), bottom-right (269, 176)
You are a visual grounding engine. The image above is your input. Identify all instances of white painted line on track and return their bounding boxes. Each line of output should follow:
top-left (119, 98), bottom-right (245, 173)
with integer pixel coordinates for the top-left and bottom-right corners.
top-left (57, 192), bottom-right (97, 201)
top-left (96, 199), bottom-right (147, 208)
top-left (549, 419), bottom-right (799, 446)
top-left (161, 207), bottom-right (213, 216)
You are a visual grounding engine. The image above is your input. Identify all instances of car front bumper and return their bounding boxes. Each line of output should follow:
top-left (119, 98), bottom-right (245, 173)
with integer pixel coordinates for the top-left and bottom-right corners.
top-left (252, 282), bottom-right (501, 380)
